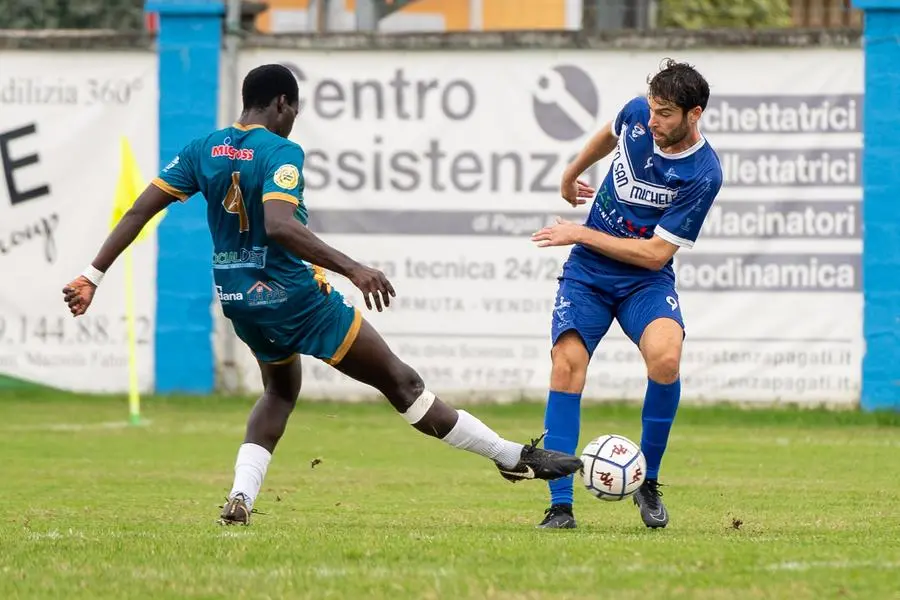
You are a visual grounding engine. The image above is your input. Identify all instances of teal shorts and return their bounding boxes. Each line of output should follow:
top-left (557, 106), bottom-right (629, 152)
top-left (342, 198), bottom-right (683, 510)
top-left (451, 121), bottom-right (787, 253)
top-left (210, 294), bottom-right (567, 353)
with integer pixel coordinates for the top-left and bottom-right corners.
top-left (230, 290), bottom-right (361, 365)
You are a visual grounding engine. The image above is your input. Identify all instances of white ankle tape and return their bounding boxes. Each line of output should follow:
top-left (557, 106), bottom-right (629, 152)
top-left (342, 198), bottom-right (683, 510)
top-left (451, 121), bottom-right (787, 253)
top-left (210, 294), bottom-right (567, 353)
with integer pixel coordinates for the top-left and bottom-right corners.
top-left (402, 389), bottom-right (435, 424)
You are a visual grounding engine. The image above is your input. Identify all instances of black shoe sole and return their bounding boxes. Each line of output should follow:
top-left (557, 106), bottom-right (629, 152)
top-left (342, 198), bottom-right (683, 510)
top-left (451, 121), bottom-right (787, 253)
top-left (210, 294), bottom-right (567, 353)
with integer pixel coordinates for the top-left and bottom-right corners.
top-left (537, 520), bottom-right (577, 529)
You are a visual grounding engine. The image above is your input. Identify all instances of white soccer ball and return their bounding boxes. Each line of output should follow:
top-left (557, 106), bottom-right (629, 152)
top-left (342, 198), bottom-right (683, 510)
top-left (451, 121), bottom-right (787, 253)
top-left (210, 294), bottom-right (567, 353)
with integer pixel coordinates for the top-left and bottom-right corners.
top-left (580, 434), bottom-right (647, 501)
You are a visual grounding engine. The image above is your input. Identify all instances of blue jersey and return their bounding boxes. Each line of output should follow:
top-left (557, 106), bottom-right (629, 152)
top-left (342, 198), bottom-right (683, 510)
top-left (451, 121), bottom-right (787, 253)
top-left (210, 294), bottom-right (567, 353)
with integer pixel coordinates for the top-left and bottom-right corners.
top-left (152, 123), bottom-right (333, 325)
top-left (567, 96), bottom-right (723, 280)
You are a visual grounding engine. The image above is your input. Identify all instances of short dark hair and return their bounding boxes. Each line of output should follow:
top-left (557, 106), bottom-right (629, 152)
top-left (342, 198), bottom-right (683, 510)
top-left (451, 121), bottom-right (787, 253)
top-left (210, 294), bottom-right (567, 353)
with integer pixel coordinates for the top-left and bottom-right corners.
top-left (647, 58), bottom-right (710, 112)
top-left (241, 64), bottom-right (299, 111)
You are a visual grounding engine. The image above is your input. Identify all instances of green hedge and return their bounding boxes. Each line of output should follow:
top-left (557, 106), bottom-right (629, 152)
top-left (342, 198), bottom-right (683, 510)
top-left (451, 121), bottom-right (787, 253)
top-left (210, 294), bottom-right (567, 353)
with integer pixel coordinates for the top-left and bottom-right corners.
top-left (0, 0), bottom-right (143, 30)
top-left (658, 0), bottom-right (792, 29)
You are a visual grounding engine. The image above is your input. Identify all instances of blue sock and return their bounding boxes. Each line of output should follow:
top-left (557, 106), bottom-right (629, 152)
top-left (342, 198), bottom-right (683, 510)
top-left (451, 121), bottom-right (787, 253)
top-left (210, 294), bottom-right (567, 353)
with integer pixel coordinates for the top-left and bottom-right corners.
top-left (543, 390), bottom-right (582, 506)
top-left (640, 378), bottom-right (681, 480)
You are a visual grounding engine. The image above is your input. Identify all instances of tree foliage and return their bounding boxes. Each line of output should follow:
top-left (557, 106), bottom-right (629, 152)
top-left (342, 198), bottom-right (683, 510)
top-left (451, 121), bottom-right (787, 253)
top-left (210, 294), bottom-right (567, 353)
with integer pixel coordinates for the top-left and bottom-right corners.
top-left (657, 0), bottom-right (792, 29)
top-left (0, 0), bottom-right (144, 29)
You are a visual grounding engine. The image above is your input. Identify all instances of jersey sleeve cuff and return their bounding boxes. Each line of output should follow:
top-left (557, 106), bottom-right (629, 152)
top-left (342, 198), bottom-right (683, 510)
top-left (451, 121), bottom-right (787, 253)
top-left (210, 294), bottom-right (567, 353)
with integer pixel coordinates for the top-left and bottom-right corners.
top-left (262, 192), bottom-right (300, 205)
top-left (151, 177), bottom-right (189, 202)
top-left (655, 225), bottom-right (695, 249)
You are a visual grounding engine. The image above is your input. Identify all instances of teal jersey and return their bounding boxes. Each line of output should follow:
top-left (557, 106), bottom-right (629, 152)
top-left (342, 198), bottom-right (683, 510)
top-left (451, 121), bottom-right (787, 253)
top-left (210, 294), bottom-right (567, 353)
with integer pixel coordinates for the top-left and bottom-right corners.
top-left (152, 123), bottom-right (333, 324)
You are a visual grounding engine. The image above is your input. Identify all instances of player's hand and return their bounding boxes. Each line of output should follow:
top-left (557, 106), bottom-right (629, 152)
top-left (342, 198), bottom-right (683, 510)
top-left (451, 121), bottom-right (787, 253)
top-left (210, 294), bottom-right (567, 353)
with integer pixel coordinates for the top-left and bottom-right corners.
top-left (62, 276), bottom-right (97, 317)
top-left (532, 217), bottom-right (585, 248)
top-left (560, 177), bottom-right (595, 207)
top-left (348, 265), bottom-right (396, 312)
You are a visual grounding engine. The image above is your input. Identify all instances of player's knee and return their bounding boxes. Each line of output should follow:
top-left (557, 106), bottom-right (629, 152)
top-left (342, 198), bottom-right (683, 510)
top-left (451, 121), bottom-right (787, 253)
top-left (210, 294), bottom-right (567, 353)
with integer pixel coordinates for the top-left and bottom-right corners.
top-left (385, 361), bottom-right (425, 412)
top-left (646, 349), bottom-right (680, 384)
top-left (550, 355), bottom-right (584, 380)
top-left (264, 379), bottom-right (300, 408)
top-left (550, 344), bottom-right (588, 393)
top-left (640, 319), bottom-right (683, 384)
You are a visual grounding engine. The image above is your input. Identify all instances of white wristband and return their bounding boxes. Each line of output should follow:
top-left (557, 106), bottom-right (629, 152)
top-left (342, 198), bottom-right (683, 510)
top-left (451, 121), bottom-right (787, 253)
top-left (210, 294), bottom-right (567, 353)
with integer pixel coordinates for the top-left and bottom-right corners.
top-left (81, 265), bottom-right (105, 286)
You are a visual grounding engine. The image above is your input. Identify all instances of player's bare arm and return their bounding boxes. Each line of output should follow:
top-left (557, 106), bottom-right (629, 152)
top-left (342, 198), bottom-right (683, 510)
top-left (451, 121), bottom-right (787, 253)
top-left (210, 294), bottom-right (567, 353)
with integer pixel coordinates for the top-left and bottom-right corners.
top-left (532, 216), bottom-right (679, 272)
top-left (262, 198), bottom-right (395, 311)
top-left (559, 120), bottom-right (617, 206)
top-left (62, 184), bottom-right (176, 317)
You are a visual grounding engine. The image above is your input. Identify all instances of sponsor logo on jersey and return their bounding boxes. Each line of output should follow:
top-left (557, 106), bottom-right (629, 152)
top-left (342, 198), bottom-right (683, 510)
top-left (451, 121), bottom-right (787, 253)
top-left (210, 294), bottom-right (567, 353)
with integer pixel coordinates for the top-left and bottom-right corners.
top-left (216, 285), bottom-right (244, 302)
top-left (610, 142), bottom-right (676, 209)
top-left (594, 203), bottom-right (655, 240)
top-left (163, 155), bottom-right (180, 172)
top-left (246, 280), bottom-right (289, 307)
top-left (664, 167), bottom-right (679, 182)
top-left (211, 139), bottom-right (255, 161)
top-left (212, 246), bottom-right (268, 270)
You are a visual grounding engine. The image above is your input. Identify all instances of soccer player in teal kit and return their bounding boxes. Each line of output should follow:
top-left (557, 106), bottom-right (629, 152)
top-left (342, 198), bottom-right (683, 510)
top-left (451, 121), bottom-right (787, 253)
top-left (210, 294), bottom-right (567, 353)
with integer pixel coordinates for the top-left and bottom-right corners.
top-left (530, 59), bottom-right (723, 529)
top-left (62, 64), bottom-right (581, 525)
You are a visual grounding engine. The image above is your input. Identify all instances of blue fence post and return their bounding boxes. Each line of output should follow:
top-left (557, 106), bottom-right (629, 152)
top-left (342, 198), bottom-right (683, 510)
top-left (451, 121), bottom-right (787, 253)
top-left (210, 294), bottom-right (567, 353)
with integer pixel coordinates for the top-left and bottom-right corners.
top-left (146, 0), bottom-right (224, 394)
top-left (853, 0), bottom-right (900, 411)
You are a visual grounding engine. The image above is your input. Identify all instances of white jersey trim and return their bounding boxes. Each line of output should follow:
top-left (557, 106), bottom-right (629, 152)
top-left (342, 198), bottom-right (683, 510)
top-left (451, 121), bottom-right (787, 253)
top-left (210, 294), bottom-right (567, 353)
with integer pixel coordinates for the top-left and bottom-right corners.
top-left (654, 135), bottom-right (707, 160)
top-left (655, 225), bottom-right (695, 248)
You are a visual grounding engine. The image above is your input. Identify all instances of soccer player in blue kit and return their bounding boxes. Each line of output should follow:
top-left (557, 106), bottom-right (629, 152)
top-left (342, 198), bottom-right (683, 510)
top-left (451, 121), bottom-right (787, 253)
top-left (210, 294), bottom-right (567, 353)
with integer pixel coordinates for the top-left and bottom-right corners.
top-left (62, 64), bottom-right (582, 525)
top-left (529, 59), bottom-right (724, 529)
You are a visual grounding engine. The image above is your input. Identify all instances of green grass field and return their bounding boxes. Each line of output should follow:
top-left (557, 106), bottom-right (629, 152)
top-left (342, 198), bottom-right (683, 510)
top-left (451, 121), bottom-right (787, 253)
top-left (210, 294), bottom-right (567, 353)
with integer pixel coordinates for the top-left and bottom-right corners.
top-left (2, 390), bottom-right (899, 599)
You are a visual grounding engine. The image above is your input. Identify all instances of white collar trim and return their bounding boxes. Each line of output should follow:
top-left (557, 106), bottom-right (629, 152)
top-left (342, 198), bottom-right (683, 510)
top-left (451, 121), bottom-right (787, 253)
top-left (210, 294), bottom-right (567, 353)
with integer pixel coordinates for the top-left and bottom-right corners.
top-left (654, 135), bottom-right (706, 160)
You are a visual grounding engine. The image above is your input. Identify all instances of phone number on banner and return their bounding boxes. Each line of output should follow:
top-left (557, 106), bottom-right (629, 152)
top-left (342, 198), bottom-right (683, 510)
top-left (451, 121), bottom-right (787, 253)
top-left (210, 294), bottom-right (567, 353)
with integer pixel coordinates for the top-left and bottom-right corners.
top-left (0, 315), bottom-right (152, 346)
top-left (304, 360), bottom-right (538, 388)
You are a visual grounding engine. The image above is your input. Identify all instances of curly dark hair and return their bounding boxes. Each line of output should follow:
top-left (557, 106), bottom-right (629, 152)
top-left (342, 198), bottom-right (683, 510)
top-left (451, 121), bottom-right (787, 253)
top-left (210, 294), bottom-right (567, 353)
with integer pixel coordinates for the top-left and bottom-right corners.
top-left (647, 58), bottom-right (710, 112)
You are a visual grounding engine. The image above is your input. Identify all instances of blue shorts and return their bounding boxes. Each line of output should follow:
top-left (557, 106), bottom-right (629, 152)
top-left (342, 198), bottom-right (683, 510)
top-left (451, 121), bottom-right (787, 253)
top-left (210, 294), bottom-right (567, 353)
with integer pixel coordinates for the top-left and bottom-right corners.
top-left (231, 289), bottom-right (361, 365)
top-left (551, 262), bottom-right (685, 354)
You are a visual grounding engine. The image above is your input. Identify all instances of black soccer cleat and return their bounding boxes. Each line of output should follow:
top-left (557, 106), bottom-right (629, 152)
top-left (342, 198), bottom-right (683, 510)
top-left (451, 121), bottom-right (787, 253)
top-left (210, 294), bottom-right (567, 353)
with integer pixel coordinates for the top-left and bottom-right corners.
top-left (496, 433), bottom-right (583, 483)
top-left (538, 504), bottom-right (577, 529)
top-left (218, 493), bottom-right (252, 526)
top-left (633, 479), bottom-right (669, 528)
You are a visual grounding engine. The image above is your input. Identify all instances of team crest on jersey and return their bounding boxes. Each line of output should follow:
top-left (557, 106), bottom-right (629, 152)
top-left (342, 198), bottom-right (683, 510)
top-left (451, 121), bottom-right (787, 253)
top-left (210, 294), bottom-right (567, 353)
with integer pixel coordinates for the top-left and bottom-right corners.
top-left (630, 123), bottom-right (646, 140)
top-left (274, 164), bottom-right (300, 190)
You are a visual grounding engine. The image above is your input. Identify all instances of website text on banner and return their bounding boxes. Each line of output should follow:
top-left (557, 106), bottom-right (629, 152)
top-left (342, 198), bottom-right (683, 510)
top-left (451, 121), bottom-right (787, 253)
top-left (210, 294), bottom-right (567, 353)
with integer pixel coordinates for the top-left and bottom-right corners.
top-left (219, 48), bottom-right (863, 404)
top-left (0, 51), bottom-right (159, 393)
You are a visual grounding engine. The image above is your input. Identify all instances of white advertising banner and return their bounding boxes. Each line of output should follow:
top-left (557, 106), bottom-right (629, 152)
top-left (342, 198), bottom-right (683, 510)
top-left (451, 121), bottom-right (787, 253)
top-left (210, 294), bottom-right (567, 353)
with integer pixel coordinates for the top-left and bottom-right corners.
top-left (0, 51), bottom-right (158, 392)
top-left (225, 48), bottom-right (863, 404)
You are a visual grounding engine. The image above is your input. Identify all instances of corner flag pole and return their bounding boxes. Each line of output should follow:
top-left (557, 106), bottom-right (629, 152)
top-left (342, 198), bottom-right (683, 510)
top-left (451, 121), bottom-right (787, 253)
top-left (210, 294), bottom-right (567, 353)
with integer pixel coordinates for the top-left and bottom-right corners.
top-left (124, 245), bottom-right (141, 425)
top-left (111, 136), bottom-right (167, 426)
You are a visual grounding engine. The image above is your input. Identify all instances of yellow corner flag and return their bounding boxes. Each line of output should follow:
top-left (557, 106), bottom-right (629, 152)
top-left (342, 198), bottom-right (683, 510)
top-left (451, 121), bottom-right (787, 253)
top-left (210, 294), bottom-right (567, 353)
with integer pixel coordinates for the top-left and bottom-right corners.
top-left (110, 136), bottom-right (167, 426)
top-left (111, 136), bottom-right (167, 241)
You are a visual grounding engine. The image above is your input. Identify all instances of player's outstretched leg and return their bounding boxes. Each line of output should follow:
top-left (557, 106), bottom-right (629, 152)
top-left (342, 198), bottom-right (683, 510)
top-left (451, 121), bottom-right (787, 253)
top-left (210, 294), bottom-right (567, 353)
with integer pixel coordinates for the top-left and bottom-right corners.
top-left (332, 318), bottom-right (582, 483)
top-left (539, 331), bottom-right (590, 529)
top-left (633, 317), bottom-right (683, 529)
top-left (220, 357), bottom-right (302, 525)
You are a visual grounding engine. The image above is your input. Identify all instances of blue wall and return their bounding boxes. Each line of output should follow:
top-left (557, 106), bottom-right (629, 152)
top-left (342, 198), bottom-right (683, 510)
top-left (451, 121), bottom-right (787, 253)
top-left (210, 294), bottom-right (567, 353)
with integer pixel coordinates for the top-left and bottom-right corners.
top-left (854, 0), bottom-right (900, 411)
top-left (147, 0), bottom-right (223, 393)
